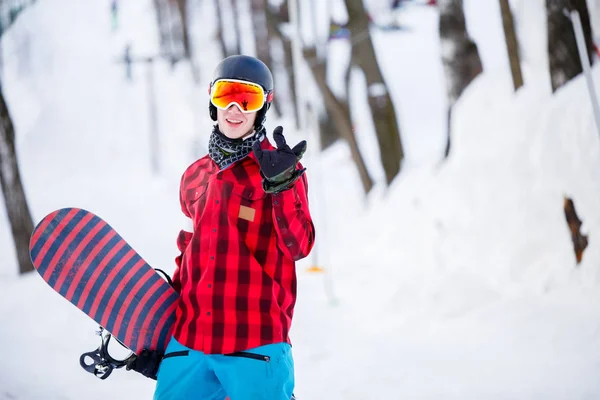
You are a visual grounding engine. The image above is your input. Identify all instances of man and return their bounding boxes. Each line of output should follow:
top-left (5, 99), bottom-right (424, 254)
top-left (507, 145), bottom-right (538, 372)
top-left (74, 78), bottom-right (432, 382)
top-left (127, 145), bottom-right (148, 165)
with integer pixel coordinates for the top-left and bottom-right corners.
top-left (129, 55), bottom-right (314, 400)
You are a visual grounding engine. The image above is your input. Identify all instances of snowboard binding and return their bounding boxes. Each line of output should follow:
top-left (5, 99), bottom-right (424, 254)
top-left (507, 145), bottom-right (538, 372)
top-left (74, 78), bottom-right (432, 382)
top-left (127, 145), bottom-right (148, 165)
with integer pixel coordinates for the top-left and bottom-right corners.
top-left (79, 326), bottom-right (135, 379)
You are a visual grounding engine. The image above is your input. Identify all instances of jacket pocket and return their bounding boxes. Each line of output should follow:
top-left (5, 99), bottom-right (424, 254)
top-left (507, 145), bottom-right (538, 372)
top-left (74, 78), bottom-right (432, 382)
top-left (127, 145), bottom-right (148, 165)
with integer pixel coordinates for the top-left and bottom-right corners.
top-left (231, 183), bottom-right (265, 201)
top-left (162, 350), bottom-right (190, 360)
top-left (230, 183), bottom-right (266, 224)
top-left (183, 183), bottom-right (208, 208)
top-left (225, 351), bottom-right (271, 362)
top-left (184, 183), bottom-right (209, 225)
top-left (156, 349), bottom-right (190, 379)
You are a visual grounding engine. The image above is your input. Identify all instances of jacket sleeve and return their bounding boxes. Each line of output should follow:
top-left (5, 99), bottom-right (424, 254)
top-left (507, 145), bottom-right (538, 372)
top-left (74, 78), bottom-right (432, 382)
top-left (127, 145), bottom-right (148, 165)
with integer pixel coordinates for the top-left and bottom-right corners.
top-left (271, 172), bottom-right (315, 261)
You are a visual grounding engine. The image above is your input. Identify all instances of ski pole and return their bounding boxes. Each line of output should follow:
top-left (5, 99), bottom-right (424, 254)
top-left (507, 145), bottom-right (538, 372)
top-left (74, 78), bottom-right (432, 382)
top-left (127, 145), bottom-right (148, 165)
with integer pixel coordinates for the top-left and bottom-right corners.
top-left (569, 8), bottom-right (600, 139)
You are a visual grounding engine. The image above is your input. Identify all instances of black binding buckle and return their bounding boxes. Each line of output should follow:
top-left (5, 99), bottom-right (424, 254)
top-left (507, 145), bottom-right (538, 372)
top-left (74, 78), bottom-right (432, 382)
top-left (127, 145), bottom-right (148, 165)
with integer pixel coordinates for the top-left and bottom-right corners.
top-left (79, 326), bottom-right (135, 380)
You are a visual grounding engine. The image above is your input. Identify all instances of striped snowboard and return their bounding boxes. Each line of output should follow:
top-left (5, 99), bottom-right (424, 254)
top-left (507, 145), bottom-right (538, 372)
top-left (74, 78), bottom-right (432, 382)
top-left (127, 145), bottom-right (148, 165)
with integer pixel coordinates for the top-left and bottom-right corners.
top-left (29, 207), bottom-right (178, 354)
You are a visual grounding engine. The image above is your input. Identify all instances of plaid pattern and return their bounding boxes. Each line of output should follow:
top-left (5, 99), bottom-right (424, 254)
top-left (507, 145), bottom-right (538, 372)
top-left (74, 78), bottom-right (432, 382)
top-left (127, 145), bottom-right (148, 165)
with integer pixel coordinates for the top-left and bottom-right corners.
top-left (172, 138), bottom-right (315, 355)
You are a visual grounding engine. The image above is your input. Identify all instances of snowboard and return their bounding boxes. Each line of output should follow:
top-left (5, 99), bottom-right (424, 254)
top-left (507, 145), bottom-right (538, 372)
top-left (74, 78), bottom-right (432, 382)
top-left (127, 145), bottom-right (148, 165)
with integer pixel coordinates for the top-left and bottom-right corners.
top-left (29, 207), bottom-right (179, 355)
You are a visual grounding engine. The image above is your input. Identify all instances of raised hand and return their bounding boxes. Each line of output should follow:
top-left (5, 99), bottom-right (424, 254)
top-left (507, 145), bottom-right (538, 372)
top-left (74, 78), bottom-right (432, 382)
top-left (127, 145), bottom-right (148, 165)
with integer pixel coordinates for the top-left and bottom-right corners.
top-left (252, 126), bottom-right (306, 193)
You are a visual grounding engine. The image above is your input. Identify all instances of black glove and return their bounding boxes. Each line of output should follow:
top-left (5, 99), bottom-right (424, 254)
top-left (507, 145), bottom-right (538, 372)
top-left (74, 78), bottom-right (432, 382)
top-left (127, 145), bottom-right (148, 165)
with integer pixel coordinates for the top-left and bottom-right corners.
top-left (125, 349), bottom-right (163, 380)
top-left (252, 126), bottom-right (307, 193)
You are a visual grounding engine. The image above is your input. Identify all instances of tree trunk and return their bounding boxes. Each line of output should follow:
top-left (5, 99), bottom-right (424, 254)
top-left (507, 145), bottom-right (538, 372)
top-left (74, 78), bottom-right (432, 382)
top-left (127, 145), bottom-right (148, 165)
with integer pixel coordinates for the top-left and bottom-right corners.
top-left (214, 0), bottom-right (229, 57)
top-left (176, 0), bottom-right (201, 83)
top-left (266, 2), bottom-right (299, 128)
top-left (249, 0), bottom-right (280, 117)
top-left (499, 0), bottom-right (524, 91)
top-left (304, 47), bottom-right (374, 194)
top-left (249, 0), bottom-right (269, 62)
top-left (344, 0), bottom-right (404, 185)
top-left (155, 0), bottom-right (185, 60)
top-left (275, 0), bottom-right (369, 191)
top-left (318, 113), bottom-right (339, 150)
top-left (438, 0), bottom-right (482, 158)
top-left (153, 0), bottom-right (166, 51)
top-left (232, 0), bottom-right (242, 55)
top-left (266, 1), bottom-right (336, 140)
top-left (266, 3), bottom-right (291, 121)
top-left (175, 0), bottom-right (191, 59)
top-left (547, 0), bottom-right (595, 92)
top-left (0, 85), bottom-right (34, 274)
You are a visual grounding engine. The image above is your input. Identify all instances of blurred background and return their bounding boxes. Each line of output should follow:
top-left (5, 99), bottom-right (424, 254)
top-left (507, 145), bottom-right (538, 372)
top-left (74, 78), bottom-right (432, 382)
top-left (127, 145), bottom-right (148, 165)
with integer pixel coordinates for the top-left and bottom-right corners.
top-left (1, 0), bottom-right (600, 398)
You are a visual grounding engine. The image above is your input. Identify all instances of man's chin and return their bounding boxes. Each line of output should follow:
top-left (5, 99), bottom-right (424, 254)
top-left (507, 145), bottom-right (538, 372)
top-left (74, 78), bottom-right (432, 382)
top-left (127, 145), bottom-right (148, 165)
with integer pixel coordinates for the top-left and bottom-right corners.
top-left (222, 126), bottom-right (250, 140)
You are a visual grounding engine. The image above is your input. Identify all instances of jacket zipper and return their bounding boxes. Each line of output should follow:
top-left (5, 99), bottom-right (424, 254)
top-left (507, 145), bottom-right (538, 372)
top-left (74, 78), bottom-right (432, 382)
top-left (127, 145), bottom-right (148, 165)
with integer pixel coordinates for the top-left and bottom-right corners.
top-left (162, 350), bottom-right (189, 360)
top-left (225, 351), bottom-right (270, 362)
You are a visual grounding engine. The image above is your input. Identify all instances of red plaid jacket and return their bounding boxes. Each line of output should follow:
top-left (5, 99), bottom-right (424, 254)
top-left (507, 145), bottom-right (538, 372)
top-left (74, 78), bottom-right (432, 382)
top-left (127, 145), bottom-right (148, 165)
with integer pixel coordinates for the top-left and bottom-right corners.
top-left (171, 138), bottom-right (315, 354)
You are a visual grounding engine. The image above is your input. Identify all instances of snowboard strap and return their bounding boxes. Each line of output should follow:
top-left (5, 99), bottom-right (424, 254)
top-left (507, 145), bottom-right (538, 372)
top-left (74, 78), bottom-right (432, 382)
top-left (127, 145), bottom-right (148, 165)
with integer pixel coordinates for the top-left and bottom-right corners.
top-left (79, 326), bottom-right (135, 379)
top-left (154, 268), bottom-right (174, 287)
top-left (79, 268), bottom-right (173, 379)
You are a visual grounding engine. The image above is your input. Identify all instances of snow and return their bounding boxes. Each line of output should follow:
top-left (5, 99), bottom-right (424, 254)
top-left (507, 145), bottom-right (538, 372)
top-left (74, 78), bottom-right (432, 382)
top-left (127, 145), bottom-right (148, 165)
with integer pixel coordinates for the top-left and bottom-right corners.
top-left (2, 0), bottom-right (600, 399)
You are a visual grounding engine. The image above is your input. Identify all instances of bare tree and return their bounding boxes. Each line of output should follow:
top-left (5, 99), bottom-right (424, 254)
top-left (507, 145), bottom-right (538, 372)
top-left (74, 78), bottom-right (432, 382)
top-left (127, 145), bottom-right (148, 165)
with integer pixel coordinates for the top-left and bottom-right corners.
top-left (546, 0), bottom-right (594, 92)
top-left (259, 0), bottom-right (373, 193)
top-left (317, 114), bottom-right (339, 151)
top-left (499, 0), bottom-right (523, 91)
top-left (0, 0), bottom-right (36, 274)
top-left (272, 0), bottom-right (372, 193)
top-left (175, 0), bottom-right (191, 59)
top-left (249, 0), bottom-right (271, 71)
top-left (249, 0), bottom-right (281, 116)
top-left (303, 48), bottom-right (374, 194)
top-left (0, 85), bottom-right (34, 274)
top-left (214, 0), bottom-right (243, 57)
top-left (232, 0), bottom-right (242, 55)
top-left (154, 0), bottom-right (184, 59)
top-left (213, 0), bottom-right (229, 57)
top-left (266, 3), bottom-right (299, 128)
top-left (438, 0), bottom-right (482, 158)
top-left (307, 0), bottom-right (337, 149)
top-left (153, 0), bottom-right (165, 50)
top-left (344, 0), bottom-right (404, 185)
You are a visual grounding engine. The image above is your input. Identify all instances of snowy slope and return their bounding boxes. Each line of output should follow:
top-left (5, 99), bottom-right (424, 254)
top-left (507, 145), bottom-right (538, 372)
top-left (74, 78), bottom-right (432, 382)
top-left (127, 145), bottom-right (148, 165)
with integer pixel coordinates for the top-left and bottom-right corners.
top-left (2, 0), bottom-right (600, 399)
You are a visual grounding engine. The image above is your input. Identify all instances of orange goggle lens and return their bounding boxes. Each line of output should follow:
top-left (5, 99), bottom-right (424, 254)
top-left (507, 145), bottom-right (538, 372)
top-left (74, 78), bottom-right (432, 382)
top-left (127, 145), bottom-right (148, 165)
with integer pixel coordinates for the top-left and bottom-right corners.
top-left (210, 79), bottom-right (268, 113)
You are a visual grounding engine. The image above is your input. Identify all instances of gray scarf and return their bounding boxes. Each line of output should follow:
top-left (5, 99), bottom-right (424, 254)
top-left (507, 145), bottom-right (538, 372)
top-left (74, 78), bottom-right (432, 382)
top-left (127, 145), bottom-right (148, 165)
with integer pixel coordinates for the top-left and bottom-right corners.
top-left (208, 125), bottom-right (266, 169)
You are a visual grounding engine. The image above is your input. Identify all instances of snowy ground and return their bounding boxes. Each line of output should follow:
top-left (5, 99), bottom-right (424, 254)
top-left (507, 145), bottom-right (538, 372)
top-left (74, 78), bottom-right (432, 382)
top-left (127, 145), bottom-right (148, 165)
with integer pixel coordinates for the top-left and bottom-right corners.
top-left (1, 0), bottom-right (600, 399)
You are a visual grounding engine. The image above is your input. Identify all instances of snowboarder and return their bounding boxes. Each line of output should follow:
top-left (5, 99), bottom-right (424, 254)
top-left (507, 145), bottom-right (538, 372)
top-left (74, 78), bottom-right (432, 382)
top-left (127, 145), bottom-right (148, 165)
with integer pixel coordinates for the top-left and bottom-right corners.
top-left (110, 0), bottom-right (118, 31)
top-left (123, 43), bottom-right (132, 81)
top-left (126, 55), bottom-right (315, 400)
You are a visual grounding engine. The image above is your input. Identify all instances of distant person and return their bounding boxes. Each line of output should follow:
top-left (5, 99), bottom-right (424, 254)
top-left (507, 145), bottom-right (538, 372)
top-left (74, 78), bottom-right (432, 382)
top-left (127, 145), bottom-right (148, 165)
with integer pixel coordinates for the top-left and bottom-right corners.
top-left (110, 0), bottom-right (118, 31)
top-left (126, 55), bottom-right (315, 400)
top-left (123, 44), bottom-right (132, 80)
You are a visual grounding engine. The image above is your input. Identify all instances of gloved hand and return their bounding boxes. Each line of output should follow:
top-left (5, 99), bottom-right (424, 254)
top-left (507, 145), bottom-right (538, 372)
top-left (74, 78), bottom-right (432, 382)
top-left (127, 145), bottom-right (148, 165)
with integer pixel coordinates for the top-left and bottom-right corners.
top-left (125, 349), bottom-right (163, 380)
top-left (252, 126), bottom-right (307, 193)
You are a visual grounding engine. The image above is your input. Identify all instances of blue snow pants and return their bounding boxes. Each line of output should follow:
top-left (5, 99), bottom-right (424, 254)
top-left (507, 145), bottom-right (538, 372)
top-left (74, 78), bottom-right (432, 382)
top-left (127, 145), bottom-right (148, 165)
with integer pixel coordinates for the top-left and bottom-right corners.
top-left (153, 336), bottom-right (295, 400)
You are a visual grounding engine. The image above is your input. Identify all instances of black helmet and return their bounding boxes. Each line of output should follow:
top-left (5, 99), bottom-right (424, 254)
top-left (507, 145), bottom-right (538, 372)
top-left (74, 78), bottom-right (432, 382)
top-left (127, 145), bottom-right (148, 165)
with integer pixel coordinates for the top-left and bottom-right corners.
top-left (209, 55), bottom-right (274, 129)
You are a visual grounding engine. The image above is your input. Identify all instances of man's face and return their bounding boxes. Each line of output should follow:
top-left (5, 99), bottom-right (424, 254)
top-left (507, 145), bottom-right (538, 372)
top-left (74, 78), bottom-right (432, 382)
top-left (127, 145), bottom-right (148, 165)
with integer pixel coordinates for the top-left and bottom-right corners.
top-left (217, 104), bottom-right (257, 139)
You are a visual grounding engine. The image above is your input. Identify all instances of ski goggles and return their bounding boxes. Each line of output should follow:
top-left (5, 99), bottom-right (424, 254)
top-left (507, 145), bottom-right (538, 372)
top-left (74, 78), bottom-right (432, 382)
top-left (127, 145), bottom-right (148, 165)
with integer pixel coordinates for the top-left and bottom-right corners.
top-left (209, 79), bottom-right (273, 113)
